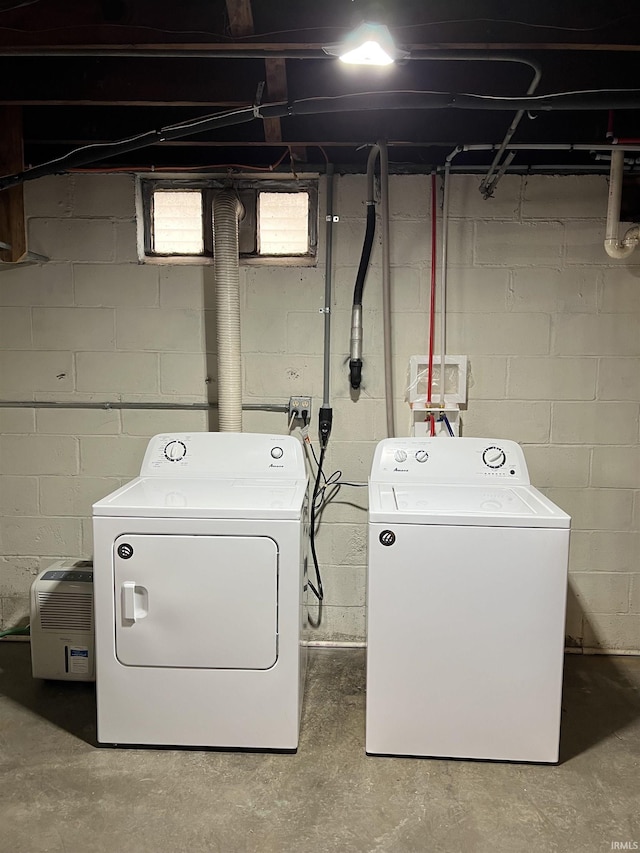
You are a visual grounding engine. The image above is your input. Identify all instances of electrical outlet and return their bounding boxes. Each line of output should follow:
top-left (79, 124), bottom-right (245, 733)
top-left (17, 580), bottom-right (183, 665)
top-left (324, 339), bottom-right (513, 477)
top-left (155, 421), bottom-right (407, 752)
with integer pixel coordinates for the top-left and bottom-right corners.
top-left (288, 396), bottom-right (312, 422)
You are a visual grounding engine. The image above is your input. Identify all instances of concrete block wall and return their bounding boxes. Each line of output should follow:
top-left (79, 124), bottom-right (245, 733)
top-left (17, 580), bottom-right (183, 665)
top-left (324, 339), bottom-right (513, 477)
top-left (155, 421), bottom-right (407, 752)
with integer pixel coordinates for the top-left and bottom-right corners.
top-left (0, 171), bottom-right (639, 652)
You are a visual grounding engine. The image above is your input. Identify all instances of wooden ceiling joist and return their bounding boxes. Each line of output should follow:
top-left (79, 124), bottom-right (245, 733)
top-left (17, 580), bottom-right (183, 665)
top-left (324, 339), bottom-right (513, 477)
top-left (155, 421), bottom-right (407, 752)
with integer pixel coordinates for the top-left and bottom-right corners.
top-left (224, 0), bottom-right (254, 38)
top-left (224, 0), bottom-right (306, 159)
top-left (0, 106), bottom-right (26, 263)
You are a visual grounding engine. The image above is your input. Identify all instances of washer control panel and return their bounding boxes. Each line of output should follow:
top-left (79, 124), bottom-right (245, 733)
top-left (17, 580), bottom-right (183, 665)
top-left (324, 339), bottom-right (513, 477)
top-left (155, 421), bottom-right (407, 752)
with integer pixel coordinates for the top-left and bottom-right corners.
top-left (140, 433), bottom-right (305, 479)
top-left (371, 437), bottom-right (530, 485)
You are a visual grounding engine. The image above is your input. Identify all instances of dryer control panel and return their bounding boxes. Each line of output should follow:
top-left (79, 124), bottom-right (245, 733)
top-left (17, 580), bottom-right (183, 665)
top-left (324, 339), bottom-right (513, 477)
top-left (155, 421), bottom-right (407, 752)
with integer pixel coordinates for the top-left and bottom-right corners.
top-left (370, 437), bottom-right (530, 485)
top-left (140, 433), bottom-right (306, 480)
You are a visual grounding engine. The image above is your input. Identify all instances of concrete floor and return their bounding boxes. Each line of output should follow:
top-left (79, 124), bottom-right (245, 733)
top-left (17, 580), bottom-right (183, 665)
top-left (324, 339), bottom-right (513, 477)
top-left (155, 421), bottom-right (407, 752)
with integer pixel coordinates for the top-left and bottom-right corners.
top-left (0, 646), bottom-right (639, 853)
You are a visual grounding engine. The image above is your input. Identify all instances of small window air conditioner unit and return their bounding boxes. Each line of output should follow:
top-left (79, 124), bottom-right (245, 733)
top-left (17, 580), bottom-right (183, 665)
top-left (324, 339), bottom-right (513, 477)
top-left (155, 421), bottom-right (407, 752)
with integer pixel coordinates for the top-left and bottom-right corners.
top-left (30, 560), bottom-right (95, 682)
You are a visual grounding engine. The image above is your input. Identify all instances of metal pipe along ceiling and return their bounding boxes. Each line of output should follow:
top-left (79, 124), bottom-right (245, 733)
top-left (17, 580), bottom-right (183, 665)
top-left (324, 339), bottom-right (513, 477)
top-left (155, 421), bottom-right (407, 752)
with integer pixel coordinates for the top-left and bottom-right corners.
top-left (4, 89), bottom-right (640, 190)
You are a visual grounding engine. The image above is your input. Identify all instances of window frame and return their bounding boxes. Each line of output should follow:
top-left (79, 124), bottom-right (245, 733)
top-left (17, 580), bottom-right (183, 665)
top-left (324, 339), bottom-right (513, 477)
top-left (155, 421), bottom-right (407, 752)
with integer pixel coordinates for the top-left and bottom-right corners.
top-left (138, 177), bottom-right (318, 266)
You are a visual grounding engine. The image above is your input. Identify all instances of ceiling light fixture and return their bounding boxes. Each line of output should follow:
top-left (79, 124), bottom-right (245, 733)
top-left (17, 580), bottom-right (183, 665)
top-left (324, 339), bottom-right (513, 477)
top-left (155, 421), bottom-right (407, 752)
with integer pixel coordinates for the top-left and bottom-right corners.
top-left (323, 22), bottom-right (409, 66)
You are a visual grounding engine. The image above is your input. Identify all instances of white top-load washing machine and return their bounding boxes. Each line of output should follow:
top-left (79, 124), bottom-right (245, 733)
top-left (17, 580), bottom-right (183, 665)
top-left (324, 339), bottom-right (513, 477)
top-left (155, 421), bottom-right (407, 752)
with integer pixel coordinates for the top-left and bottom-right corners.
top-left (366, 437), bottom-right (570, 763)
top-left (93, 432), bottom-right (308, 750)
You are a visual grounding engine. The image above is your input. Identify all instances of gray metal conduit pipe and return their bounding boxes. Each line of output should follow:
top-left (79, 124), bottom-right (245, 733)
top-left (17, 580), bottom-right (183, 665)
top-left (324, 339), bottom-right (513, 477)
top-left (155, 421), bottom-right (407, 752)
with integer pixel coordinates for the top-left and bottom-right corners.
top-left (0, 48), bottom-right (542, 69)
top-left (445, 142), bottom-right (640, 200)
top-left (6, 92), bottom-right (640, 191)
top-left (322, 164), bottom-right (335, 410)
top-left (379, 140), bottom-right (394, 438)
top-left (213, 190), bottom-right (244, 432)
top-left (452, 143), bottom-right (640, 153)
top-left (480, 64), bottom-right (542, 199)
top-left (0, 401), bottom-right (289, 411)
top-left (318, 164), bottom-right (335, 447)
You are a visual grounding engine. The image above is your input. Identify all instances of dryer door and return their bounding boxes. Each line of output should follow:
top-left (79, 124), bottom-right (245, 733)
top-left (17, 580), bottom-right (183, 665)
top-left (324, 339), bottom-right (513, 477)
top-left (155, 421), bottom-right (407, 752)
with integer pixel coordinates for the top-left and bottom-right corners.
top-left (113, 534), bottom-right (278, 669)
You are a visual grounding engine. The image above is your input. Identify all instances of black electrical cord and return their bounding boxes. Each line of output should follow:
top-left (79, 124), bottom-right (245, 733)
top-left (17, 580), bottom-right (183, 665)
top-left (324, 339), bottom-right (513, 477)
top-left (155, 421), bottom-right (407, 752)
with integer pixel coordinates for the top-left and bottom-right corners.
top-left (308, 444), bottom-right (326, 601)
top-left (306, 439), bottom-right (367, 603)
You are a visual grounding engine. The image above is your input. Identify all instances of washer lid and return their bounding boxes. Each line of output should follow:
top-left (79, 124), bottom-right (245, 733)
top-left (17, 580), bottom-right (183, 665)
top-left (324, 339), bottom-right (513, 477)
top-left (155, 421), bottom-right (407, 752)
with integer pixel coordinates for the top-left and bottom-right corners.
top-left (369, 483), bottom-right (570, 528)
top-left (93, 476), bottom-right (307, 519)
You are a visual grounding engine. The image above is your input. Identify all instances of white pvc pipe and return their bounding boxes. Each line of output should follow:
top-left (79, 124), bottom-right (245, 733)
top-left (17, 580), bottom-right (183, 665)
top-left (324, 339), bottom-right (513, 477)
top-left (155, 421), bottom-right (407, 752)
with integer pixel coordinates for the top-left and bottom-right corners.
top-left (605, 149), bottom-right (640, 259)
top-left (213, 191), bottom-right (244, 431)
top-left (379, 140), bottom-right (394, 438)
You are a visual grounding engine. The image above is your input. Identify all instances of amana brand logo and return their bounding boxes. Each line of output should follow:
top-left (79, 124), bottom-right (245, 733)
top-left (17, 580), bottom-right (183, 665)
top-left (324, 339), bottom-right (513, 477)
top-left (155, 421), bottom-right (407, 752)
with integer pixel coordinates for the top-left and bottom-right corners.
top-left (379, 530), bottom-right (396, 547)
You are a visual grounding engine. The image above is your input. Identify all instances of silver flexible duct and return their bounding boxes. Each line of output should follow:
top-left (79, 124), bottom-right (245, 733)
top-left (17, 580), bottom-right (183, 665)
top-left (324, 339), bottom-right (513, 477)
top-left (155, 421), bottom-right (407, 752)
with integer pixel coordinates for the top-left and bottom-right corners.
top-left (213, 191), bottom-right (244, 431)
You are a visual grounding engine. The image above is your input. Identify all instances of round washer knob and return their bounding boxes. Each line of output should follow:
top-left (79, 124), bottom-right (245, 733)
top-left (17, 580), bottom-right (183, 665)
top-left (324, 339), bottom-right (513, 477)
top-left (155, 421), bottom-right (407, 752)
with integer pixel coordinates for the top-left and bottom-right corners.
top-left (394, 449), bottom-right (408, 463)
top-left (415, 450), bottom-right (429, 463)
top-left (271, 446), bottom-right (284, 459)
top-left (483, 446), bottom-right (506, 469)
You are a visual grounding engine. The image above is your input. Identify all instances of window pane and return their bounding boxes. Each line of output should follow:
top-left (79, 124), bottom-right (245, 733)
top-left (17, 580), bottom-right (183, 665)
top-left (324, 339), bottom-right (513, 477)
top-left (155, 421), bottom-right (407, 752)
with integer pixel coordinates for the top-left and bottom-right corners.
top-left (153, 190), bottom-right (203, 254)
top-left (258, 192), bottom-right (309, 255)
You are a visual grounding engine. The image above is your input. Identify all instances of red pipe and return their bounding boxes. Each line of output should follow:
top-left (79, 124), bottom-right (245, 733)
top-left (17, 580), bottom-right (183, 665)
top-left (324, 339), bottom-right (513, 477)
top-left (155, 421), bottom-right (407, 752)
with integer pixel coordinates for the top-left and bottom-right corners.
top-left (607, 109), bottom-right (614, 140)
top-left (427, 173), bottom-right (437, 408)
top-left (607, 111), bottom-right (640, 144)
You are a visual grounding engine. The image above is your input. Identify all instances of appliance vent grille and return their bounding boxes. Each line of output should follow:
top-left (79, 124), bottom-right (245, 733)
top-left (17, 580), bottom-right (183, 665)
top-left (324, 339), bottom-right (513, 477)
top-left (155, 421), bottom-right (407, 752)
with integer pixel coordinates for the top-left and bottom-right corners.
top-left (37, 592), bottom-right (93, 632)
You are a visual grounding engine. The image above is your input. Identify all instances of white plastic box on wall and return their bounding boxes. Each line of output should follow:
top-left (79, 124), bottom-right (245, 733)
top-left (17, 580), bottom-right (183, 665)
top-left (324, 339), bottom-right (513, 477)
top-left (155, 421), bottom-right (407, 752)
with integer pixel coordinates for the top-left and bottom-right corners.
top-left (30, 560), bottom-right (95, 682)
top-left (407, 355), bottom-right (468, 437)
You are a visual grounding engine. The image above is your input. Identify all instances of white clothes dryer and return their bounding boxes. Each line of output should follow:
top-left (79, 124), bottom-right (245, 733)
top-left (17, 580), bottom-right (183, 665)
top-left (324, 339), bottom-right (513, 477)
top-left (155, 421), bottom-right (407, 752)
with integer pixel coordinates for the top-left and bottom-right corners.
top-left (93, 432), bottom-right (308, 750)
top-left (366, 437), bottom-right (570, 763)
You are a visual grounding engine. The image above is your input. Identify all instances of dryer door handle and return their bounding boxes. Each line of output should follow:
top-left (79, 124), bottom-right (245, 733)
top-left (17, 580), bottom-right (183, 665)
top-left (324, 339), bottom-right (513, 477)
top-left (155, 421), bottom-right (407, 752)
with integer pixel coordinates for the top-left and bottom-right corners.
top-left (122, 582), bottom-right (136, 622)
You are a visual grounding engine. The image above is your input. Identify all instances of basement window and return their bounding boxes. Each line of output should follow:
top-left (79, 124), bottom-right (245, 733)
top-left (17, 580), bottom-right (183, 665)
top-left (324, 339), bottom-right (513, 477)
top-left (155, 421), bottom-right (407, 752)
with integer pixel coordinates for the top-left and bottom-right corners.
top-left (140, 179), bottom-right (317, 264)
top-left (258, 192), bottom-right (310, 255)
top-left (152, 191), bottom-right (204, 255)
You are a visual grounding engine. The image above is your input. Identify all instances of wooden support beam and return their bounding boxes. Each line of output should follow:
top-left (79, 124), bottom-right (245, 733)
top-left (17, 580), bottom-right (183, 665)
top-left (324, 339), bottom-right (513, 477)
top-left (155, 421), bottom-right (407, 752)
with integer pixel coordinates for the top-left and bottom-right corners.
top-left (0, 106), bottom-right (26, 263)
top-left (224, 0), bottom-right (305, 161)
top-left (263, 57), bottom-right (287, 144)
top-left (264, 60), bottom-right (307, 161)
top-left (224, 0), bottom-right (254, 38)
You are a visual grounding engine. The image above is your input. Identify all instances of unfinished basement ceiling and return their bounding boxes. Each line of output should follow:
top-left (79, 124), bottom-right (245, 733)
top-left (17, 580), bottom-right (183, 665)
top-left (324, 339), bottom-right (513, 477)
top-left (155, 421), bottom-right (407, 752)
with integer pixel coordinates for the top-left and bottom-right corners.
top-left (1, 0), bottom-right (640, 176)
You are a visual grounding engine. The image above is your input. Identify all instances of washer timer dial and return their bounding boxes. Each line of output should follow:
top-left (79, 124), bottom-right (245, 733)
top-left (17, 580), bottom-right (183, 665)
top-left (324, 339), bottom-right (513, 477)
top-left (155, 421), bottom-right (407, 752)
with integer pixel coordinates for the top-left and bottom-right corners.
top-left (164, 440), bottom-right (187, 462)
top-left (482, 446), bottom-right (506, 469)
top-left (415, 450), bottom-right (429, 463)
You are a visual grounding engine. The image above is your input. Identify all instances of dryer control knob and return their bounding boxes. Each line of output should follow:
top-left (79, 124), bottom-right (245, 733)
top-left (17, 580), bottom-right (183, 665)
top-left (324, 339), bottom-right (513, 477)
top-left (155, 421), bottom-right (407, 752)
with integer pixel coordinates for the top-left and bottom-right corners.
top-left (394, 449), bottom-right (408, 463)
top-left (415, 450), bottom-right (429, 463)
top-left (271, 446), bottom-right (284, 459)
top-left (164, 440), bottom-right (187, 462)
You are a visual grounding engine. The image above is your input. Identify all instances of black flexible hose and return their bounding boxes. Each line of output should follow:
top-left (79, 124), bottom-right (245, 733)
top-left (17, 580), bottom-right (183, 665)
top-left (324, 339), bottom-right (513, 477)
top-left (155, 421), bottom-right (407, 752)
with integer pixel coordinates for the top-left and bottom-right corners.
top-left (350, 202), bottom-right (376, 389)
top-left (353, 204), bottom-right (376, 305)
